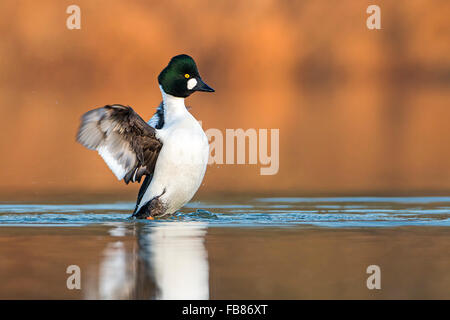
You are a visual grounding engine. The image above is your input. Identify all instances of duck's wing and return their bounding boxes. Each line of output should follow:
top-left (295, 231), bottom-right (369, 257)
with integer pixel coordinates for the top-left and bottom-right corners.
top-left (76, 104), bottom-right (162, 184)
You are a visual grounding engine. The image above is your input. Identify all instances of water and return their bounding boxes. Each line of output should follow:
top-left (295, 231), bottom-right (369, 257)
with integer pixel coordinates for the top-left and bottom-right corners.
top-left (0, 197), bottom-right (449, 299)
top-left (1, 196), bottom-right (449, 227)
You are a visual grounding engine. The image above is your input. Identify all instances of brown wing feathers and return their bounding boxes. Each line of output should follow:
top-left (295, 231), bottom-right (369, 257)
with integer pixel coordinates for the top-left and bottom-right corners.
top-left (76, 105), bottom-right (162, 184)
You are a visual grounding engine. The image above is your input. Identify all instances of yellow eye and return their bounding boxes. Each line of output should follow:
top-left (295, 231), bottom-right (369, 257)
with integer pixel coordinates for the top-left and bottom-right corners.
top-left (184, 74), bottom-right (190, 78)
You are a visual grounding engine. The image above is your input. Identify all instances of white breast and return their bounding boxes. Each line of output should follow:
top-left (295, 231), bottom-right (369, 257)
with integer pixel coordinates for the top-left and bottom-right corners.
top-left (152, 115), bottom-right (208, 213)
top-left (136, 91), bottom-right (209, 215)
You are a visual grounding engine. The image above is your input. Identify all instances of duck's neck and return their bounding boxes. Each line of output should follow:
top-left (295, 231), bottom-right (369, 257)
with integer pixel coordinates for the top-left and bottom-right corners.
top-left (160, 86), bottom-right (188, 122)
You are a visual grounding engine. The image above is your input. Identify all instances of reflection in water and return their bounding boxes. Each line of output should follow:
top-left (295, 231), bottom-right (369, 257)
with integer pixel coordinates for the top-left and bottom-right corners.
top-left (89, 222), bottom-right (209, 299)
top-left (95, 224), bottom-right (135, 299)
top-left (142, 222), bottom-right (209, 300)
top-left (98, 241), bottom-right (135, 299)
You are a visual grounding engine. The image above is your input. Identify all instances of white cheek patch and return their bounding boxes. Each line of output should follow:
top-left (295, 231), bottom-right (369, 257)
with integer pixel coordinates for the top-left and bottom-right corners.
top-left (187, 78), bottom-right (197, 90)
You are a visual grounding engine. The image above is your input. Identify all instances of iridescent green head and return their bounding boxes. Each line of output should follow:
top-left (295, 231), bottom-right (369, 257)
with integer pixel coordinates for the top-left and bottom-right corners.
top-left (158, 54), bottom-right (215, 98)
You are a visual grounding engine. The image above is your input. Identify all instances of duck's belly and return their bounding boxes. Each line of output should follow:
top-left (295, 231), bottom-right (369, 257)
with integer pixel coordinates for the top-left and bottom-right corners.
top-left (141, 126), bottom-right (209, 215)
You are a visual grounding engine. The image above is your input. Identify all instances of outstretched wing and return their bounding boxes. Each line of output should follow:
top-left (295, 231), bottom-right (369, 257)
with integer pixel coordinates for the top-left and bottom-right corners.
top-left (76, 104), bottom-right (162, 184)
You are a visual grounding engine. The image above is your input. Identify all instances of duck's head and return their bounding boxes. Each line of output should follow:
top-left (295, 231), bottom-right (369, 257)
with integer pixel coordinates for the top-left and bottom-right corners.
top-left (158, 54), bottom-right (215, 98)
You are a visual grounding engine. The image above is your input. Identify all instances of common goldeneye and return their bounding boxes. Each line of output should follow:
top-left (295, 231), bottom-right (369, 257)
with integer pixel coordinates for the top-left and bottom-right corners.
top-left (76, 54), bottom-right (214, 219)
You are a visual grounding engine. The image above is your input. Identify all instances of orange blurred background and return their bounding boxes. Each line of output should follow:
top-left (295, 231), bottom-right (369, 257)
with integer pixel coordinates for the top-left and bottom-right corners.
top-left (0, 0), bottom-right (449, 200)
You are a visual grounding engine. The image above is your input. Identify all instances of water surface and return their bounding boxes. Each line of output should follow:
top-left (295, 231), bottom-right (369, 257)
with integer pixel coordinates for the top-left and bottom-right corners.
top-left (0, 197), bottom-right (449, 299)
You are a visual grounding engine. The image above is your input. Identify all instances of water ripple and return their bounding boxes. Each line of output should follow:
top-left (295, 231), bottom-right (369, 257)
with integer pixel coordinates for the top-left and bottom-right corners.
top-left (0, 197), bottom-right (448, 228)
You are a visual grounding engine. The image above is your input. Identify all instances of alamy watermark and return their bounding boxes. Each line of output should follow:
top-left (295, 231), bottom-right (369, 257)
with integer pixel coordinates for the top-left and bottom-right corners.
top-left (206, 127), bottom-right (279, 175)
top-left (66, 5), bottom-right (81, 30)
top-left (167, 125), bottom-right (280, 176)
top-left (366, 265), bottom-right (381, 290)
top-left (67, 4), bottom-right (382, 31)
top-left (366, 5), bottom-right (381, 30)
top-left (66, 265), bottom-right (81, 290)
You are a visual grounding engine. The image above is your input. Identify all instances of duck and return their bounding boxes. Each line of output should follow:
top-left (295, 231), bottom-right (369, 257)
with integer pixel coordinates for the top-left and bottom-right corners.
top-left (76, 54), bottom-right (215, 219)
